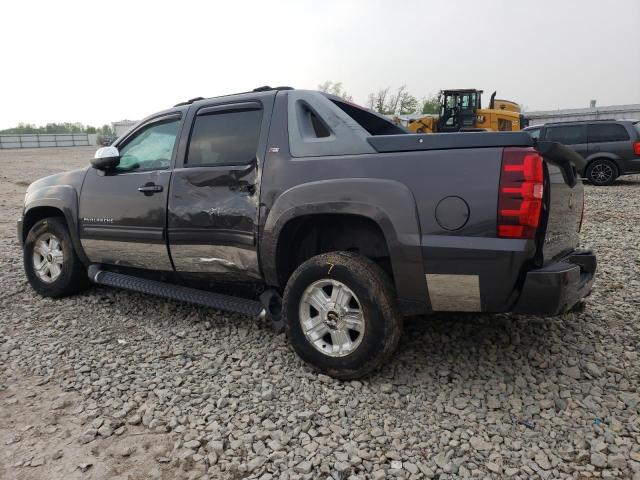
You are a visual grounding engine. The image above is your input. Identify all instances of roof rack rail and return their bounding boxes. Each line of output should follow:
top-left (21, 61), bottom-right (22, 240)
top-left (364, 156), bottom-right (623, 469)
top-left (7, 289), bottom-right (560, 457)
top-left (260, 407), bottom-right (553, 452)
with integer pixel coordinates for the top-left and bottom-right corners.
top-left (172, 87), bottom-right (294, 108)
top-left (543, 119), bottom-right (620, 126)
top-left (252, 85), bottom-right (294, 92)
top-left (173, 96), bottom-right (205, 107)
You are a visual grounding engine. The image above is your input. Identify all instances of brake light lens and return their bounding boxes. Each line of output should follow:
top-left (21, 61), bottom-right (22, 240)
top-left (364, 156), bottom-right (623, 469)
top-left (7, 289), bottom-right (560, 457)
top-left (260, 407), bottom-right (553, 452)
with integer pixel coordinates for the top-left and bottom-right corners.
top-left (497, 147), bottom-right (544, 239)
top-left (633, 141), bottom-right (640, 156)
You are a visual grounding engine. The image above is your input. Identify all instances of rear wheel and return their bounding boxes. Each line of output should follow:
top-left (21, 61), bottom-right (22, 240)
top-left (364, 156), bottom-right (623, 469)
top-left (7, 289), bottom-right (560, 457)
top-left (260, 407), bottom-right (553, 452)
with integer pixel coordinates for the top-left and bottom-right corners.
top-left (586, 159), bottom-right (618, 186)
top-left (24, 217), bottom-right (89, 297)
top-left (283, 251), bottom-right (403, 380)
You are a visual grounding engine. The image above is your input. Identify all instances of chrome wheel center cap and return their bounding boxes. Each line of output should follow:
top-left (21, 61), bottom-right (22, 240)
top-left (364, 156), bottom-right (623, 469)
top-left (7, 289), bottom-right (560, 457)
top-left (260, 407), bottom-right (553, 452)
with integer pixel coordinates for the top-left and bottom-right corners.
top-left (325, 310), bottom-right (341, 329)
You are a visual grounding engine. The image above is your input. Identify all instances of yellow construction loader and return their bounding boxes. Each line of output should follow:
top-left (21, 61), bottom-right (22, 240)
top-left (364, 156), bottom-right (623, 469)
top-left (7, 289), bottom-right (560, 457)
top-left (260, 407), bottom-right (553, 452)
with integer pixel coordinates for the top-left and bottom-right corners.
top-left (405, 89), bottom-right (526, 133)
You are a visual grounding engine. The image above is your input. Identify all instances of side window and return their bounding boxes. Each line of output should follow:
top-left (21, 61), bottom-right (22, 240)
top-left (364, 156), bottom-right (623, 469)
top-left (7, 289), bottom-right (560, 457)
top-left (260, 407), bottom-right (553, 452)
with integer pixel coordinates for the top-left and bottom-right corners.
top-left (588, 123), bottom-right (630, 143)
top-left (331, 99), bottom-right (406, 135)
top-left (544, 125), bottom-right (587, 145)
top-left (526, 128), bottom-right (541, 140)
top-left (186, 109), bottom-right (262, 166)
top-left (117, 118), bottom-right (180, 171)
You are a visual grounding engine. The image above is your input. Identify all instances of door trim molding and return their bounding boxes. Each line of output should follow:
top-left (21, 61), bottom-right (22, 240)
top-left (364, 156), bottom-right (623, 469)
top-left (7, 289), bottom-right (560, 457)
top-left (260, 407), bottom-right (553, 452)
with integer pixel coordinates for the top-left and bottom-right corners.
top-left (81, 239), bottom-right (172, 271)
top-left (81, 225), bottom-right (164, 242)
top-left (168, 228), bottom-right (254, 246)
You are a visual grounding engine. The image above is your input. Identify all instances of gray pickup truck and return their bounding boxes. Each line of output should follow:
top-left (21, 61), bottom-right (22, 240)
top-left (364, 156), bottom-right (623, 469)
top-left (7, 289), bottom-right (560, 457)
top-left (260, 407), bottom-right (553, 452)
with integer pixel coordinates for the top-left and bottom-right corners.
top-left (18, 86), bottom-right (596, 379)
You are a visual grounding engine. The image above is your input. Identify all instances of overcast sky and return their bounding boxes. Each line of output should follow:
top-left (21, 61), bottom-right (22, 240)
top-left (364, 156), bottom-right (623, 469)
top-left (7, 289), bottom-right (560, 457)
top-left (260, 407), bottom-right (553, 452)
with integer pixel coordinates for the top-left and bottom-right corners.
top-left (2, 0), bottom-right (639, 129)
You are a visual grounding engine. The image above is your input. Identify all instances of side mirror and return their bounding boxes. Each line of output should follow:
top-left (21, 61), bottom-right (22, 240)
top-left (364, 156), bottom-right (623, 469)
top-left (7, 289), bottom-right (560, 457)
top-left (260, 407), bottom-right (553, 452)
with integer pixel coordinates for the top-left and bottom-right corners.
top-left (91, 146), bottom-right (120, 170)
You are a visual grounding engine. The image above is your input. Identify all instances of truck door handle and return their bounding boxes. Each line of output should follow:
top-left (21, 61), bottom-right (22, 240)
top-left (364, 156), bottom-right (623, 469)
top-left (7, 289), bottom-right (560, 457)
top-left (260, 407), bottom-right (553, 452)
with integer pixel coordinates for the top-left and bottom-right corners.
top-left (138, 183), bottom-right (163, 195)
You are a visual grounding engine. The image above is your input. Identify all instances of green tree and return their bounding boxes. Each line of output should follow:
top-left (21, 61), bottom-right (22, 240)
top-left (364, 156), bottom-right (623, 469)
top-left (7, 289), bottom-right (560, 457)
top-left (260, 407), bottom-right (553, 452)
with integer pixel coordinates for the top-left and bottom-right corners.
top-left (0, 122), bottom-right (100, 134)
top-left (99, 124), bottom-right (114, 136)
top-left (387, 86), bottom-right (419, 115)
top-left (421, 94), bottom-right (441, 114)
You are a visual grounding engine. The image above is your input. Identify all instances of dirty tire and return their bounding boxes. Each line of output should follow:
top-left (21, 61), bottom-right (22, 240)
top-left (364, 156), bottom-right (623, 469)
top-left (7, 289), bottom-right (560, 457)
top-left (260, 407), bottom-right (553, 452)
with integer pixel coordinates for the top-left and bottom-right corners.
top-left (586, 159), bottom-right (618, 186)
top-left (24, 217), bottom-right (89, 297)
top-left (283, 251), bottom-right (403, 380)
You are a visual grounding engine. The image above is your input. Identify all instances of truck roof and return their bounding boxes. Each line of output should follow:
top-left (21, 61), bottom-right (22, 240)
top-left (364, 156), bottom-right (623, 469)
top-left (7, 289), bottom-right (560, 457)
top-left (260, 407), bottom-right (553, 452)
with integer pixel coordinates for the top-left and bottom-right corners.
top-left (173, 86), bottom-right (294, 107)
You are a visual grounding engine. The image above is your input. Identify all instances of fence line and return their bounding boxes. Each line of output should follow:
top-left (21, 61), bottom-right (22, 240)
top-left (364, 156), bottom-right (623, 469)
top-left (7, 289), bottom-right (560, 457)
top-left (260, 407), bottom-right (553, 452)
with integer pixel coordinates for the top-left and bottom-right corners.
top-left (0, 133), bottom-right (90, 149)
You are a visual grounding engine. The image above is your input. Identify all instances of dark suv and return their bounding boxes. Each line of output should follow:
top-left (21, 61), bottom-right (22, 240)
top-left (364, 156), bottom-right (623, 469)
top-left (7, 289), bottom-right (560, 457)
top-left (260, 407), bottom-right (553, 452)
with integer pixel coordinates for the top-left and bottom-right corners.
top-left (524, 120), bottom-right (640, 185)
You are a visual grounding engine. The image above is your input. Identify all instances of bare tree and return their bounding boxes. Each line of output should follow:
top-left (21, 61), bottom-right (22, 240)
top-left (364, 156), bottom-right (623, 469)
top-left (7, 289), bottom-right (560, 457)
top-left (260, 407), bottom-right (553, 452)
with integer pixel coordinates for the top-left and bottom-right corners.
top-left (386, 85), bottom-right (406, 115)
top-left (367, 87), bottom-right (391, 114)
top-left (317, 81), bottom-right (353, 102)
top-left (367, 85), bottom-right (419, 115)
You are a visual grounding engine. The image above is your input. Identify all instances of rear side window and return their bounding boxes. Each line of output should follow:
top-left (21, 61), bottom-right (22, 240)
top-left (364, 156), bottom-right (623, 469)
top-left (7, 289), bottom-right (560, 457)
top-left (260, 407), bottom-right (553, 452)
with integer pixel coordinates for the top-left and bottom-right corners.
top-left (330, 99), bottom-right (406, 135)
top-left (544, 125), bottom-right (587, 145)
top-left (186, 109), bottom-right (262, 166)
top-left (588, 123), bottom-right (630, 143)
top-left (526, 128), bottom-right (541, 139)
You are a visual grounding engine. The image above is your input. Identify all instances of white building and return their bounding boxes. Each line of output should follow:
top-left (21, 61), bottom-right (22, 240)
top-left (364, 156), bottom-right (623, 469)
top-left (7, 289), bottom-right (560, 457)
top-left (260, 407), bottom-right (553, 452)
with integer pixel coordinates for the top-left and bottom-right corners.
top-left (526, 102), bottom-right (640, 126)
top-left (112, 120), bottom-right (138, 137)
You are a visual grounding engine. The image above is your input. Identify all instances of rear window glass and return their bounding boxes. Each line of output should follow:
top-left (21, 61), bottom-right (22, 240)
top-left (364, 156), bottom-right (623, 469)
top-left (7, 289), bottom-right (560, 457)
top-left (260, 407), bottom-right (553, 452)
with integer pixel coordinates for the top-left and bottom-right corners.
top-left (544, 125), bottom-right (587, 145)
top-left (187, 109), bottom-right (262, 166)
top-left (330, 99), bottom-right (406, 136)
top-left (588, 123), bottom-right (630, 143)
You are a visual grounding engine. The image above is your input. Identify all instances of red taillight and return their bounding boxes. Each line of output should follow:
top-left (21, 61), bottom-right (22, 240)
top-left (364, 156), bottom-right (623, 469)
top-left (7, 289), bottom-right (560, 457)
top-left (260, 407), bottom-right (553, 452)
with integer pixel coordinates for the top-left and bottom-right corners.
top-left (633, 141), bottom-right (640, 156)
top-left (497, 147), bottom-right (544, 239)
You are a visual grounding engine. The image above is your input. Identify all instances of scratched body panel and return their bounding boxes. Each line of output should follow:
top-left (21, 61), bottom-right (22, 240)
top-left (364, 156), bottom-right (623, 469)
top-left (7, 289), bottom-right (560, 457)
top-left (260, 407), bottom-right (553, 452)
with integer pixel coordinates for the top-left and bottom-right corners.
top-left (167, 165), bottom-right (259, 278)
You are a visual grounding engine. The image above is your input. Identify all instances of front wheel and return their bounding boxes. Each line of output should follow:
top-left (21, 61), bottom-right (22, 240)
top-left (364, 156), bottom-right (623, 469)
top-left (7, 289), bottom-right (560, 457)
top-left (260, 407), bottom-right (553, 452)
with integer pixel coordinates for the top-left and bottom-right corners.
top-left (23, 217), bottom-right (89, 297)
top-left (283, 252), bottom-right (403, 380)
top-left (586, 159), bottom-right (618, 186)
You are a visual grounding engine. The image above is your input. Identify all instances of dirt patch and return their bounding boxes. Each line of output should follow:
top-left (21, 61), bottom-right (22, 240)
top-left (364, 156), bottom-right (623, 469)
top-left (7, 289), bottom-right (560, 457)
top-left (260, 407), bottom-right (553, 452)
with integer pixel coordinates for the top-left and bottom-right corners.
top-left (0, 370), bottom-right (185, 480)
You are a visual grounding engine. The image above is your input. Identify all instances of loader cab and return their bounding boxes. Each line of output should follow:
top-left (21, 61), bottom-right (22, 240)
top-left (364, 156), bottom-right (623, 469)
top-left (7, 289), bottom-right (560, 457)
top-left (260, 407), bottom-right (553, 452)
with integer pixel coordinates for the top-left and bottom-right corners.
top-left (438, 89), bottom-right (482, 132)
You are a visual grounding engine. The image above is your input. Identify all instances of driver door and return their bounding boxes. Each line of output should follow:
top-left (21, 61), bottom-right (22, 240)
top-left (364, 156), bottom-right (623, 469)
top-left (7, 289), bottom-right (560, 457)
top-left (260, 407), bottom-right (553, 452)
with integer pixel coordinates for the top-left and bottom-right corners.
top-left (79, 114), bottom-right (182, 270)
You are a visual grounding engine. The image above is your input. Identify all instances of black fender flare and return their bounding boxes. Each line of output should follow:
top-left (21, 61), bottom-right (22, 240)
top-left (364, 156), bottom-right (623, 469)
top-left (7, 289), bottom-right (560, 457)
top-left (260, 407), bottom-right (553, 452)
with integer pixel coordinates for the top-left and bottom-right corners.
top-left (260, 178), bottom-right (428, 305)
top-left (23, 185), bottom-right (89, 265)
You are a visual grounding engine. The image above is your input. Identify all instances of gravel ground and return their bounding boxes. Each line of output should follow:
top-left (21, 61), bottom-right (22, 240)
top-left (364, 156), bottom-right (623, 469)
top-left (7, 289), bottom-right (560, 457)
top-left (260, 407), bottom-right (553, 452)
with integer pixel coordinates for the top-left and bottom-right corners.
top-left (1, 147), bottom-right (639, 480)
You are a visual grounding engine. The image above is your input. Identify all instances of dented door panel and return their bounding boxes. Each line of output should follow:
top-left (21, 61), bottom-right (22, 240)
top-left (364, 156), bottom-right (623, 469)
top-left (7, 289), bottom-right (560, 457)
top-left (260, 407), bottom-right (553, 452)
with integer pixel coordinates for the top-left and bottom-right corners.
top-left (167, 165), bottom-right (259, 277)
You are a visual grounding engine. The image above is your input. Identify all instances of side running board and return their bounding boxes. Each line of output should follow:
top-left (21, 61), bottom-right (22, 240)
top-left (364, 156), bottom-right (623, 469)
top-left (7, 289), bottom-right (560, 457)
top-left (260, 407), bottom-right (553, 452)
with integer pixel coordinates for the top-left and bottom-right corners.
top-left (87, 265), bottom-right (265, 318)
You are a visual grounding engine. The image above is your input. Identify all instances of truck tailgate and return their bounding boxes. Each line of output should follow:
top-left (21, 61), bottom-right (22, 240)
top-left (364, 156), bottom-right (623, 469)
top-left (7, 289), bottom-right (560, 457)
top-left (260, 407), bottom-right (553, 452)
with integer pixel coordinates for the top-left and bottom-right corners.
top-left (537, 141), bottom-right (584, 264)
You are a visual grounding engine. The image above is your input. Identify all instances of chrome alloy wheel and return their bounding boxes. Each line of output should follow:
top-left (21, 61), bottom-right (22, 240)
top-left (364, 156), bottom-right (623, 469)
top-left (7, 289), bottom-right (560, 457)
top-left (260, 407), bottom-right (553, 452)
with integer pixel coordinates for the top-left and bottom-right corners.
top-left (299, 279), bottom-right (365, 357)
top-left (32, 233), bottom-right (64, 283)
top-left (592, 163), bottom-right (614, 183)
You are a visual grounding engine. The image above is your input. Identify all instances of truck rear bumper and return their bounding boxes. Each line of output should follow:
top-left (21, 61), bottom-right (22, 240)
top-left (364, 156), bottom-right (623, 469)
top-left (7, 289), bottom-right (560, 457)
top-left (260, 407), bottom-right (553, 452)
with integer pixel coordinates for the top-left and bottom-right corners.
top-left (513, 249), bottom-right (596, 315)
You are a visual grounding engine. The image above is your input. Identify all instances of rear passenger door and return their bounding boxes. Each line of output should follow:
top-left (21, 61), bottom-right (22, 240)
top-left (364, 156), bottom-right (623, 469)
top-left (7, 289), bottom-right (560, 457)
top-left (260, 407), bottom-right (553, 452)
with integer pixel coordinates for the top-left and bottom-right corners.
top-left (587, 123), bottom-right (631, 167)
top-left (543, 124), bottom-right (588, 158)
top-left (167, 98), bottom-right (273, 279)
